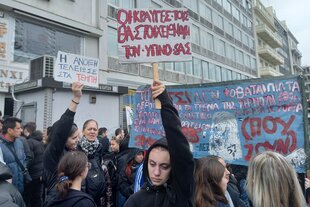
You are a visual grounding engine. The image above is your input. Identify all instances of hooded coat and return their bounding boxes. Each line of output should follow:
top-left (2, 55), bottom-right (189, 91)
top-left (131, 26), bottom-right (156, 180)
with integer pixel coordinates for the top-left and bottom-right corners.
top-left (0, 161), bottom-right (26, 207)
top-left (124, 89), bottom-right (195, 207)
top-left (45, 189), bottom-right (96, 207)
top-left (119, 148), bottom-right (144, 198)
top-left (27, 130), bottom-right (45, 179)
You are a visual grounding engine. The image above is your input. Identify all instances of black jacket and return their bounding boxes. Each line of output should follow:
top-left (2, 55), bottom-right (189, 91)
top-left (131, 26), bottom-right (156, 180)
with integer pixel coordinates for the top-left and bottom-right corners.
top-left (27, 131), bottom-right (45, 179)
top-left (0, 161), bottom-right (26, 207)
top-left (46, 189), bottom-right (96, 207)
top-left (98, 135), bottom-right (110, 154)
top-left (43, 109), bottom-right (75, 201)
top-left (119, 148), bottom-right (143, 198)
top-left (124, 89), bottom-right (195, 207)
top-left (114, 137), bottom-right (130, 190)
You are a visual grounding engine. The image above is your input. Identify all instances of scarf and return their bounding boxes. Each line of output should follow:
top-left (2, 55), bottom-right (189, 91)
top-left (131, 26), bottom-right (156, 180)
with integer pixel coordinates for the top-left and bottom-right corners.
top-left (78, 136), bottom-right (99, 156)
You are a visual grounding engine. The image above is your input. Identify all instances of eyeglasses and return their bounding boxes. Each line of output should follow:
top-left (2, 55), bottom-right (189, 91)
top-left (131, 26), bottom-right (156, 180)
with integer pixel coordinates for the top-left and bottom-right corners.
top-left (87, 162), bottom-right (92, 169)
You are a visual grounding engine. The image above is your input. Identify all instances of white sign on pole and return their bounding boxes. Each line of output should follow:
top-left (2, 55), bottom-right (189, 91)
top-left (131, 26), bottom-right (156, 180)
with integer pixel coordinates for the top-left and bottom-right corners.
top-left (117, 9), bottom-right (192, 63)
top-left (54, 51), bottom-right (99, 87)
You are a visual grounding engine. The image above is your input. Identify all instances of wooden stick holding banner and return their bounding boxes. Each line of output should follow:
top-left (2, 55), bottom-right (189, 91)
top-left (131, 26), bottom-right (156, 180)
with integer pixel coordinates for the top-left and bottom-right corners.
top-left (152, 63), bottom-right (161, 109)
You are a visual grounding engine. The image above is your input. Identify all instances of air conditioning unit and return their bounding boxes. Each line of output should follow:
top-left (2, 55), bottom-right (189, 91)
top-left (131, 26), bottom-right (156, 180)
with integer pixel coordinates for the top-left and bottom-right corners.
top-left (30, 55), bottom-right (55, 80)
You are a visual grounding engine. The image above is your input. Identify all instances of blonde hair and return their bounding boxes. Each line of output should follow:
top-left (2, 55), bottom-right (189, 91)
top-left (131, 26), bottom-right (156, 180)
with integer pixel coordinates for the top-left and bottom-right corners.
top-left (246, 151), bottom-right (305, 207)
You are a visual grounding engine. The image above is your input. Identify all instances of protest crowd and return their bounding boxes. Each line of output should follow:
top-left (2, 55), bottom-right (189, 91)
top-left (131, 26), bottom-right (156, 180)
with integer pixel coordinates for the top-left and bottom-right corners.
top-left (0, 80), bottom-right (308, 207)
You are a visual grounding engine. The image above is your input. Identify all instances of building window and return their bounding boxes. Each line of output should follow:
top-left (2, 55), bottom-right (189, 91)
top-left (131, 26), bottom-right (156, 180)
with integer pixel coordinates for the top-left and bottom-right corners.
top-left (108, 0), bottom-right (119, 6)
top-left (209, 63), bottom-right (216, 81)
top-left (249, 38), bottom-right (255, 49)
top-left (215, 38), bottom-right (225, 57)
top-left (193, 57), bottom-right (202, 77)
top-left (236, 49), bottom-right (244, 65)
top-left (234, 27), bottom-right (242, 42)
top-left (191, 25), bottom-right (200, 45)
top-left (175, 61), bottom-right (185, 73)
top-left (183, 0), bottom-right (198, 12)
top-left (121, 0), bottom-right (135, 8)
top-left (243, 33), bottom-right (249, 46)
top-left (232, 6), bottom-right (240, 22)
top-left (202, 61), bottom-right (209, 80)
top-left (223, 0), bottom-right (232, 13)
top-left (14, 18), bottom-right (82, 63)
top-left (108, 27), bottom-right (118, 57)
top-left (226, 44), bottom-right (235, 61)
top-left (165, 62), bottom-right (174, 71)
top-left (216, 0), bottom-right (223, 6)
top-left (224, 20), bottom-right (233, 36)
top-left (199, 2), bottom-right (212, 22)
top-left (215, 65), bottom-right (222, 82)
top-left (227, 69), bottom-right (232, 80)
top-left (138, 0), bottom-right (150, 8)
top-left (244, 54), bottom-right (250, 68)
top-left (185, 61), bottom-right (193, 75)
top-left (222, 68), bottom-right (227, 81)
top-left (213, 13), bottom-right (224, 30)
top-left (251, 57), bottom-right (257, 70)
top-left (206, 33), bottom-right (214, 51)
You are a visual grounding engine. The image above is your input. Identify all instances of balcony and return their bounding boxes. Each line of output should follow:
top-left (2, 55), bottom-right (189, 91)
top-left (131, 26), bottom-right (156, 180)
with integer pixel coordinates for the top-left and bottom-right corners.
top-left (256, 24), bottom-right (282, 48)
top-left (257, 45), bottom-right (284, 65)
top-left (254, 0), bottom-right (276, 31)
top-left (291, 47), bottom-right (302, 58)
top-left (293, 63), bottom-right (304, 72)
top-left (259, 66), bottom-right (283, 77)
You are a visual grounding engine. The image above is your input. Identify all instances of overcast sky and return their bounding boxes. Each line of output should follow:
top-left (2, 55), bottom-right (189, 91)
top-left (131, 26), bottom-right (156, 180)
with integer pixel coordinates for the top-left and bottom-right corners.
top-left (261, 0), bottom-right (310, 66)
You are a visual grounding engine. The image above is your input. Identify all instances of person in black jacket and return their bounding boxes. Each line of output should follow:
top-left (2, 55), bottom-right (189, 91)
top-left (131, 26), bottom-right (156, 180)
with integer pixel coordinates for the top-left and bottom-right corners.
top-left (43, 82), bottom-right (83, 204)
top-left (77, 119), bottom-right (107, 206)
top-left (98, 127), bottom-right (110, 154)
top-left (119, 148), bottom-right (144, 199)
top-left (46, 151), bottom-right (96, 207)
top-left (124, 80), bottom-right (195, 207)
top-left (0, 161), bottom-right (26, 207)
top-left (24, 130), bottom-right (45, 207)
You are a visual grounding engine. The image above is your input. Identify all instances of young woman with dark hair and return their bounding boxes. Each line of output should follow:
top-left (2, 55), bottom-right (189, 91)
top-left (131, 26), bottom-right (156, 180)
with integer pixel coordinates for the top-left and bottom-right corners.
top-left (43, 82), bottom-right (83, 204)
top-left (194, 157), bottom-right (230, 207)
top-left (46, 151), bottom-right (96, 207)
top-left (124, 80), bottom-right (194, 207)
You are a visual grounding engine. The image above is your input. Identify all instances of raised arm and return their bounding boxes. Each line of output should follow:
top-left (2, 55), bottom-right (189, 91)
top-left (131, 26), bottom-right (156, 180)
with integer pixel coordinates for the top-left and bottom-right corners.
top-left (44, 82), bottom-right (83, 171)
top-left (151, 80), bottom-right (194, 197)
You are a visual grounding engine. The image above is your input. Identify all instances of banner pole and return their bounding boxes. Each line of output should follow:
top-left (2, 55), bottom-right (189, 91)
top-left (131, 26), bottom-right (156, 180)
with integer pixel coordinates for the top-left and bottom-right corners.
top-left (152, 63), bottom-right (161, 109)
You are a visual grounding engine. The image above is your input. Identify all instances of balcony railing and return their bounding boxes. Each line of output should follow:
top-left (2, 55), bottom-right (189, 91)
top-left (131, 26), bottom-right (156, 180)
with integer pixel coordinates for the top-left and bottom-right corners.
top-left (258, 44), bottom-right (284, 65)
top-left (254, 0), bottom-right (276, 31)
top-left (256, 23), bottom-right (282, 48)
top-left (259, 66), bottom-right (283, 76)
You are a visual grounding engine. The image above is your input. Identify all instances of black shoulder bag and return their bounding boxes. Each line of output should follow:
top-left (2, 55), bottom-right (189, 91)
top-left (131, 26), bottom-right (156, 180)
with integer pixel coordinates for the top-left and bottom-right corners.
top-left (0, 138), bottom-right (32, 184)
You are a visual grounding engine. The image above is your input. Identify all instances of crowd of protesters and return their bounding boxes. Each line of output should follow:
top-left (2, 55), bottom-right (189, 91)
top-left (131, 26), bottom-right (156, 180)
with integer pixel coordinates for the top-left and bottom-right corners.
top-left (0, 81), bottom-right (308, 207)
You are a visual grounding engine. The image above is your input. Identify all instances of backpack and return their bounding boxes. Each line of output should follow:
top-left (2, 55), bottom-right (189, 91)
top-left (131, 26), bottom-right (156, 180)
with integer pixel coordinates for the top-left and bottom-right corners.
top-left (102, 158), bottom-right (116, 180)
top-left (85, 157), bottom-right (106, 200)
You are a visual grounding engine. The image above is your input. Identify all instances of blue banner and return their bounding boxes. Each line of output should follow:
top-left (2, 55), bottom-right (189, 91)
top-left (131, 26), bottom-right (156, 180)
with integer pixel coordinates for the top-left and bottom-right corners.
top-left (129, 76), bottom-right (307, 172)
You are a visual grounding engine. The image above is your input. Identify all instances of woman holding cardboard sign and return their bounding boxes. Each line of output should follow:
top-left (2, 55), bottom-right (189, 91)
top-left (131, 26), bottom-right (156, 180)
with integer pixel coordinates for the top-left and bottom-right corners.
top-left (43, 82), bottom-right (83, 205)
top-left (124, 80), bottom-right (194, 207)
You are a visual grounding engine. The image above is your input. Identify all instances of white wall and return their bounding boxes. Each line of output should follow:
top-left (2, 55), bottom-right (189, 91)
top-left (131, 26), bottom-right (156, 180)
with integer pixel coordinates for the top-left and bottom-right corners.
top-left (52, 90), bottom-right (120, 134)
top-left (14, 89), bottom-right (121, 134)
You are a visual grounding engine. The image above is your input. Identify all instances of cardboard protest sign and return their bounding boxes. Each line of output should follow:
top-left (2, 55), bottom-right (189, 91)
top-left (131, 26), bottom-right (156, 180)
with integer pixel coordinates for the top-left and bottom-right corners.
top-left (129, 76), bottom-right (308, 172)
top-left (117, 9), bottom-right (192, 63)
top-left (54, 51), bottom-right (99, 87)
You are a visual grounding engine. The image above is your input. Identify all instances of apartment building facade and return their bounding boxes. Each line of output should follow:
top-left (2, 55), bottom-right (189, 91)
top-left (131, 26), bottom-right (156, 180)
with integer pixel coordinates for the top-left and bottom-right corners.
top-left (0, 0), bottom-right (302, 130)
top-left (253, 0), bottom-right (284, 77)
top-left (106, 0), bottom-right (258, 89)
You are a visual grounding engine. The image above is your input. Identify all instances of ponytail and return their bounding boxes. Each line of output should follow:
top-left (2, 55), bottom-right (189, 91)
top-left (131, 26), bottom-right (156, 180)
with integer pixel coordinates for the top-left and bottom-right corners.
top-left (56, 174), bottom-right (72, 199)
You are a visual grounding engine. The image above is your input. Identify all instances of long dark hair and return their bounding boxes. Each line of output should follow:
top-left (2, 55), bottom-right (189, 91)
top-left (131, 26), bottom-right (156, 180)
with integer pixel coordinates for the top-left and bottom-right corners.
top-left (194, 157), bottom-right (228, 207)
top-left (56, 151), bottom-right (88, 198)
